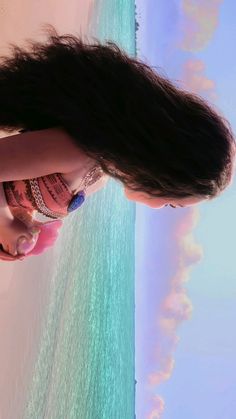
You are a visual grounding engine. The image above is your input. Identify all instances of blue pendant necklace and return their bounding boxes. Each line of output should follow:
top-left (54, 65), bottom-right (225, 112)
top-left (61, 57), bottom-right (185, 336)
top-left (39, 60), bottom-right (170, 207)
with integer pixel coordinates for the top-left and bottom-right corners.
top-left (67, 164), bottom-right (104, 213)
top-left (18, 129), bottom-right (105, 216)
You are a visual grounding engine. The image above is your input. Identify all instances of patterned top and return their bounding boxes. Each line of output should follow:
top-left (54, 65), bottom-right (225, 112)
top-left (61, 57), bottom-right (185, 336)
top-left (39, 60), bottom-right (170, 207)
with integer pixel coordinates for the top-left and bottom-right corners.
top-left (3, 129), bottom-right (105, 219)
top-left (3, 173), bottom-right (78, 219)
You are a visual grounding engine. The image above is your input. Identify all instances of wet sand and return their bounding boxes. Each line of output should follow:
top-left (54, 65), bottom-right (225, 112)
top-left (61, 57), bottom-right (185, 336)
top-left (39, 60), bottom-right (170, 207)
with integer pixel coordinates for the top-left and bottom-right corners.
top-left (0, 1), bottom-right (96, 417)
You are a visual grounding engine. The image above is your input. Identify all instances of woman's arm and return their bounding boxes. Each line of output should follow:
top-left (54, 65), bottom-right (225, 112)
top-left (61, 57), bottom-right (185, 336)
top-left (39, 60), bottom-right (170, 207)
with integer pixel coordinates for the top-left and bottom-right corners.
top-left (0, 127), bottom-right (84, 182)
top-left (0, 182), bottom-right (41, 256)
top-left (0, 182), bottom-right (14, 223)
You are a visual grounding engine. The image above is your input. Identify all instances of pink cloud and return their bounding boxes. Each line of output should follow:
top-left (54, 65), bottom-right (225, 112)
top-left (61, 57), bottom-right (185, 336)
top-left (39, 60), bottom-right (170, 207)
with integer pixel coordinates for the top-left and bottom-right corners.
top-left (179, 0), bottom-right (224, 51)
top-left (146, 208), bottom-right (203, 417)
top-left (147, 396), bottom-right (165, 419)
top-left (173, 208), bottom-right (203, 269)
top-left (180, 59), bottom-right (217, 101)
top-left (161, 290), bottom-right (193, 321)
top-left (148, 355), bottom-right (175, 386)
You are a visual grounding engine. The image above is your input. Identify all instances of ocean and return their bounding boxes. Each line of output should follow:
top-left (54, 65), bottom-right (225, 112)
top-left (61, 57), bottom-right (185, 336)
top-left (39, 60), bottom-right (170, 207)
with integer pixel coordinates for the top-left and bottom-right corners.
top-left (23, 1), bottom-right (136, 418)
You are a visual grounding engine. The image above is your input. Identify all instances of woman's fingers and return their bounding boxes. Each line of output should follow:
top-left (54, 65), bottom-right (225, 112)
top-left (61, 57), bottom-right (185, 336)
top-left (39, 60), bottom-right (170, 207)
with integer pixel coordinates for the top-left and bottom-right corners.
top-left (15, 224), bottom-right (41, 255)
top-left (16, 233), bottom-right (38, 256)
top-left (1, 242), bottom-right (17, 257)
top-left (0, 246), bottom-right (24, 261)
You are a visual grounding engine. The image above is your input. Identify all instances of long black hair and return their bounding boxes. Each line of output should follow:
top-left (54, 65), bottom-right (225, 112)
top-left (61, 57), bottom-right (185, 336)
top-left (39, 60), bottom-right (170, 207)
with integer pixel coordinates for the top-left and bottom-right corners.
top-left (0, 24), bottom-right (235, 199)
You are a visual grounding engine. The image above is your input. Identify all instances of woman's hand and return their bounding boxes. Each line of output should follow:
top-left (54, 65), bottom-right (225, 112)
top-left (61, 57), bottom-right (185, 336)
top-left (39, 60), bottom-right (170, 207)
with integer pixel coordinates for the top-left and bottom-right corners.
top-left (0, 248), bottom-right (25, 261)
top-left (0, 215), bottom-right (40, 257)
top-left (0, 207), bottom-right (63, 262)
top-left (9, 207), bottom-right (38, 227)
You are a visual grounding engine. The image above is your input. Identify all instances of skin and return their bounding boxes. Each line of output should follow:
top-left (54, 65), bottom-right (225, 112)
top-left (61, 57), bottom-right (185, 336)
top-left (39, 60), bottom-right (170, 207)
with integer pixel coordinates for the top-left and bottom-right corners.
top-left (0, 128), bottom-right (210, 260)
top-left (0, 208), bottom-right (41, 260)
top-left (0, 127), bottom-right (108, 260)
top-left (123, 187), bottom-right (208, 208)
top-left (0, 181), bottom-right (40, 258)
top-left (0, 186), bottom-right (207, 261)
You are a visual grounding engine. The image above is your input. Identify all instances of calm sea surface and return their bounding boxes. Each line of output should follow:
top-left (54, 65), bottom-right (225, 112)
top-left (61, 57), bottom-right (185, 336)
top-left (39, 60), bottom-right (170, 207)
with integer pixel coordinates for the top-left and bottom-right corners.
top-left (23, 1), bottom-right (136, 418)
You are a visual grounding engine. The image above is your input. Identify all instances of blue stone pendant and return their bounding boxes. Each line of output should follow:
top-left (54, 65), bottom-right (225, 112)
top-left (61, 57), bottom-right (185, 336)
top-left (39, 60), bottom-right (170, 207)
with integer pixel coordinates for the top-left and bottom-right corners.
top-left (68, 191), bottom-right (85, 213)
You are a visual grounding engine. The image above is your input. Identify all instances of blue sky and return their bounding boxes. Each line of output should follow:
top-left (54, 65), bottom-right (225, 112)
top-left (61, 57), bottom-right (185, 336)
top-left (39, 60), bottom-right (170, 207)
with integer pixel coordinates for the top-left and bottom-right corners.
top-left (135, 1), bottom-right (236, 418)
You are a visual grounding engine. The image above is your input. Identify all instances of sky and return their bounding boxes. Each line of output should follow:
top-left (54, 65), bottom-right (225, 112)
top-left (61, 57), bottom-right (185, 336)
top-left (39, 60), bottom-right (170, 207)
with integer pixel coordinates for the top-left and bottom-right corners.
top-left (135, 1), bottom-right (236, 418)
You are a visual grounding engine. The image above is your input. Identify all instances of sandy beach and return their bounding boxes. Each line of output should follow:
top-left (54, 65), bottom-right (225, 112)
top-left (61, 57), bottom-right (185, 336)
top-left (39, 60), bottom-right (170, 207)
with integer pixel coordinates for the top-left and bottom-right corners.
top-left (0, 1), bottom-right (96, 417)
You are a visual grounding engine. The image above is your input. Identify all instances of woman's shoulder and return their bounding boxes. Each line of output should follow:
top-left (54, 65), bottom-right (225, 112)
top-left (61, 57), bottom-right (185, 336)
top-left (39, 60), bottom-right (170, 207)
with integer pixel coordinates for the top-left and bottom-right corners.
top-left (0, 127), bottom-right (85, 182)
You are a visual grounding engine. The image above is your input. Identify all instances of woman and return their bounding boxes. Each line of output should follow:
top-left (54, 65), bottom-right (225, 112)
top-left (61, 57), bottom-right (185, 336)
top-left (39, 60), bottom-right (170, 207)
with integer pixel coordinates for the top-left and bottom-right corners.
top-left (0, 127), bottom-right (109, 259)
top-left (0, 25), bottom-right (235, 260)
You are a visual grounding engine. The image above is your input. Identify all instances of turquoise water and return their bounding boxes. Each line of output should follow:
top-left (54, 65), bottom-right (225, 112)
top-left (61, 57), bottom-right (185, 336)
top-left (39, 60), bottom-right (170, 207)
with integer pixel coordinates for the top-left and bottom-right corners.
top-left (23, 2), bottom-right (136, 418)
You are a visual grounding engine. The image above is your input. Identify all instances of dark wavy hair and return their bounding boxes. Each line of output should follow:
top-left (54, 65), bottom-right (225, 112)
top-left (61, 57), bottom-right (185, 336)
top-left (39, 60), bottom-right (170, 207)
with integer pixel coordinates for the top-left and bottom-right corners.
top-left (0, 24), bottom-right (235, 199)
